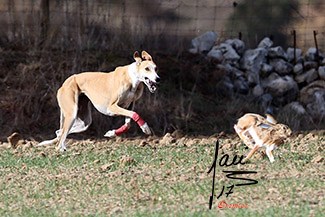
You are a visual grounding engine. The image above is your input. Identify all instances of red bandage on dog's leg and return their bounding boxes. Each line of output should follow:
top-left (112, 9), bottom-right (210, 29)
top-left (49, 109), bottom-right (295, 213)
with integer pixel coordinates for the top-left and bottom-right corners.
top-left (115, 125), bottom-right (129, 136)
top-left (132, 112), bottom-right (146, 126)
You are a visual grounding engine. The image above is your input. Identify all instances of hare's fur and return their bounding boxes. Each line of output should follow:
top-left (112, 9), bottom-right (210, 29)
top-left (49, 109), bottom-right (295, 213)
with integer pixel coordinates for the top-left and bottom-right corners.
top-left (234, 113), bottom-right (292, 162)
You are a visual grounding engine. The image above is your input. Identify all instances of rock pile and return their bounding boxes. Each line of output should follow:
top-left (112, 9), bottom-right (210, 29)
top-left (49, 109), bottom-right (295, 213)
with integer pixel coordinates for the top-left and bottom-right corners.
top-left (189, 31), bottom-right (325, 122)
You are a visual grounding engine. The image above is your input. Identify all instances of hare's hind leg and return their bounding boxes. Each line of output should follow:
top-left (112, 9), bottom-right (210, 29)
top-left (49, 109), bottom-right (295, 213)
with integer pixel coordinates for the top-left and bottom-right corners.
top-left (244, 126), bottom-right (263, 162)
top-left (235, 125), bottom-right (255, 149)
top-left (244, 145), bottom-right (259, 162)
top-left (266, 144), bottom-right (276, 162)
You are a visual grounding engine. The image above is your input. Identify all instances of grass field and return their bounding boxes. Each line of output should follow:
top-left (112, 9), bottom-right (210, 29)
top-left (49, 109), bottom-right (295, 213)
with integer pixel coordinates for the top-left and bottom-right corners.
top-left (0, 132), bottom-right (324, 216)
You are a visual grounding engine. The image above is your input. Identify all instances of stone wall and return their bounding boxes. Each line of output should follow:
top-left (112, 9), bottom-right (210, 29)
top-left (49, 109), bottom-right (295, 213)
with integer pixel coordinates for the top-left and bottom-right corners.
top-left (190, 31), bottom-right (325, 123)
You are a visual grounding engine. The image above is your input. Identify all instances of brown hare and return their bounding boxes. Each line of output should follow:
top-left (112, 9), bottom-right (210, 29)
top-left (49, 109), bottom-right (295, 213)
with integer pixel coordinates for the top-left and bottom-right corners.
top-left (234, 113), bottom-right (292, 163)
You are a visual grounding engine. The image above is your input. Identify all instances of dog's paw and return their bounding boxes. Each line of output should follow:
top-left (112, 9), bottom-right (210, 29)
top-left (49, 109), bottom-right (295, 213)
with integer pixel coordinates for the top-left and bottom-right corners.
top-left (56, 145), bottom-right (66, 152)
top-left (140, 123), bottom-right (151, 135)
top-left (104, 130), bottom-right (116, 138)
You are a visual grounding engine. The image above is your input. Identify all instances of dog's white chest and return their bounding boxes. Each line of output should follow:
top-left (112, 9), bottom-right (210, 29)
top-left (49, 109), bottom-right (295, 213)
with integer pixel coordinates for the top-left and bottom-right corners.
top-left (92, 104), bottom-right (114, 116)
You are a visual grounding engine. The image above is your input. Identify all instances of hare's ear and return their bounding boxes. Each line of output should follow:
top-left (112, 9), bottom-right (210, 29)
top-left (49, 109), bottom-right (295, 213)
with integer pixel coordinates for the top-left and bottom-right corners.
top-left (265, 114), bottom-right (277, 125)
top-left (259, 123), bottom-right (272, 128)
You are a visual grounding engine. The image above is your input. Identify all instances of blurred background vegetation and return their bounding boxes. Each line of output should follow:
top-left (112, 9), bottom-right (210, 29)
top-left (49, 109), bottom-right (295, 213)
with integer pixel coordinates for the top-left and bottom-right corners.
top-left (0, 0), bottom-right (324, 140)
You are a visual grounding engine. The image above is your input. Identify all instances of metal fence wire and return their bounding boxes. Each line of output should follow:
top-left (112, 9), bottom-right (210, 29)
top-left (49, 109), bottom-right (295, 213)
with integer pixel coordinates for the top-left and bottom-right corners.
top-left (0, 0), bottom-right (324, 51)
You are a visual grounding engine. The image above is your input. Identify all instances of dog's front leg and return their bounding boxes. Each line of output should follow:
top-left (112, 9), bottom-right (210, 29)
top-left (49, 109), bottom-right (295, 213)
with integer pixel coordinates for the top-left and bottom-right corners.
top-left (104, 103), bottom-right (151, 138)
top-left (104, 117), bottom-right (131, 138)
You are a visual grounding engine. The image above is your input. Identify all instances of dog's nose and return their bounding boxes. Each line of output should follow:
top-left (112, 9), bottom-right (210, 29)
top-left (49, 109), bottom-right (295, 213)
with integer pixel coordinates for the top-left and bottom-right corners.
top-left (156, 77), bottom-right (161, 83)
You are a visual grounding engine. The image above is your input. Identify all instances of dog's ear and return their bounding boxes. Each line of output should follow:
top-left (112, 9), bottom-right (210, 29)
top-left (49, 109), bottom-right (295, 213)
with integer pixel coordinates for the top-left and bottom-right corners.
top-left (133, 51), bottom-right (142, 65)
top-left (141, 51), bottom-right (152, 61)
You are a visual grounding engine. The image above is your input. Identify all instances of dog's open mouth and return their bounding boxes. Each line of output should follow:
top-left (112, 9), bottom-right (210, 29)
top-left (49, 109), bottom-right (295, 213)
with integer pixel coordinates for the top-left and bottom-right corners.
top-left (144, 77), bottom-right (157, 93)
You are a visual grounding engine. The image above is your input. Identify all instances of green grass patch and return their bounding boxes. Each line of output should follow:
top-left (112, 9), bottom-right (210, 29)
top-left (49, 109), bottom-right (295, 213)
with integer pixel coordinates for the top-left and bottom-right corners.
top-left (0, 135), bottom-right (324, 216)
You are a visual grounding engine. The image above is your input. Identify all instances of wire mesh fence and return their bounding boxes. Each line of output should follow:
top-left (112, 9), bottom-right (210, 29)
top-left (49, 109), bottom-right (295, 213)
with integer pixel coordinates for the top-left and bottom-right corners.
top-left (0, 0), bottom-right (324, 52)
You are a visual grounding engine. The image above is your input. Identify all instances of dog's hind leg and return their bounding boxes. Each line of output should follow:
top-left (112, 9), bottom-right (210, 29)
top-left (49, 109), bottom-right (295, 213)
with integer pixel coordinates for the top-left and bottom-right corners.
top-left (55, 87), bottom-right (79, 152)
top-left (68, 94), bottom-right (92, 134)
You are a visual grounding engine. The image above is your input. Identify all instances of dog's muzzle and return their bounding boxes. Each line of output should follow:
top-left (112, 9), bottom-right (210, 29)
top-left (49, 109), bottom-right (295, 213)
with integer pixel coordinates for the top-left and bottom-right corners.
top-left (144, 77), bottom-right (157, 93)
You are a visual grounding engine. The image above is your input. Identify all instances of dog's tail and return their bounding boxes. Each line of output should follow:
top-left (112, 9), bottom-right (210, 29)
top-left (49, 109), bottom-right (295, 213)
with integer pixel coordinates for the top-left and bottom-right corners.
top-left (38, 138), bottom-right (58, 146)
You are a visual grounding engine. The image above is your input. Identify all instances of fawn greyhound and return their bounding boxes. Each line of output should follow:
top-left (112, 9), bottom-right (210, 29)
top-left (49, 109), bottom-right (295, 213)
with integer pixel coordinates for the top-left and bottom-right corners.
top-left (38, 51), bottom-right (160, 151)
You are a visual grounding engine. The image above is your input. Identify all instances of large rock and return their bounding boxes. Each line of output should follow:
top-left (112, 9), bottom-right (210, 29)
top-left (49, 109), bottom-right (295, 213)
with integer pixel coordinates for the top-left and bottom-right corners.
top-left (207, 47), bottom-right (223, 62)
top-left (282, 101), bottom-right (312, 128)
top-left (189, 31), bottom-right (218, 54)
top-left (283, 101), bottom-right (307, 115)
top-left (241, 48), bottom-right (267, 74)
top-left (295, 68), bottom-right (318, 84)
top-left (259, 93), bottom-right (273, 112)
top-left (208, 43), bottom-right (240, 66)
top-left (287, 47), bottom-right (303, 63)
top-left (269, 58), bottom-right (293, 75)
top-left (252, 84), bottom-right (264, 96)
top-left (304, 61), bottom-right (318, 70)
top-left (258, 37), bottom-right (273, 49)
top-left (225, 39), bottom-right (245, 55)
top-left (293, 63), bottom-right (303, 75)
top-left (305, 48), bottom-right (324, 62)
top-left (230, 66), bottom-right (245, 78)
top-left (299, 80), bottom-right (325, 121)
top-left (261, 93), bottom-right (273, 104)
top-left (319, 66), bottom-right (325, 80)
top-left (246, 71), bottom-right (260, 86)
top-left (268, 46), bottom-right (288, 60)
top-left (263, 73), bottom-right (299, 105)
top-left (215, 43), bottom-right (241, 63)
top-left (260, 63), bottom-right (273, 77)
top-left (234, 77), bottom-right (249, 94)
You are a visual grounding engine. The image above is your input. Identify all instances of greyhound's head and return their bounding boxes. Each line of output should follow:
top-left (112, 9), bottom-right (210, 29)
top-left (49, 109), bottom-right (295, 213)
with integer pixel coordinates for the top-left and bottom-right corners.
top-left (133, 51), bottom-right (160, 93)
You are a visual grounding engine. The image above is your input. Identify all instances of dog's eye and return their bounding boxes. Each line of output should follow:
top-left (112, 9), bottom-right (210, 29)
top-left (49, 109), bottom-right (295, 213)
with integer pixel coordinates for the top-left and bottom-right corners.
top-left (145, 67), bottom-right (150, 71)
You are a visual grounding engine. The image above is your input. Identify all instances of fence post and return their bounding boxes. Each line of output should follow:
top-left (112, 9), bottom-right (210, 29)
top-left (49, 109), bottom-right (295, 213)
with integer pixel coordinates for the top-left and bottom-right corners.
top-left (291, 30), bottom-right (296, 65)
top-left (40, 0), bottom-right (50, 49)
top-left (313, 30), bottom-right (320, 66)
